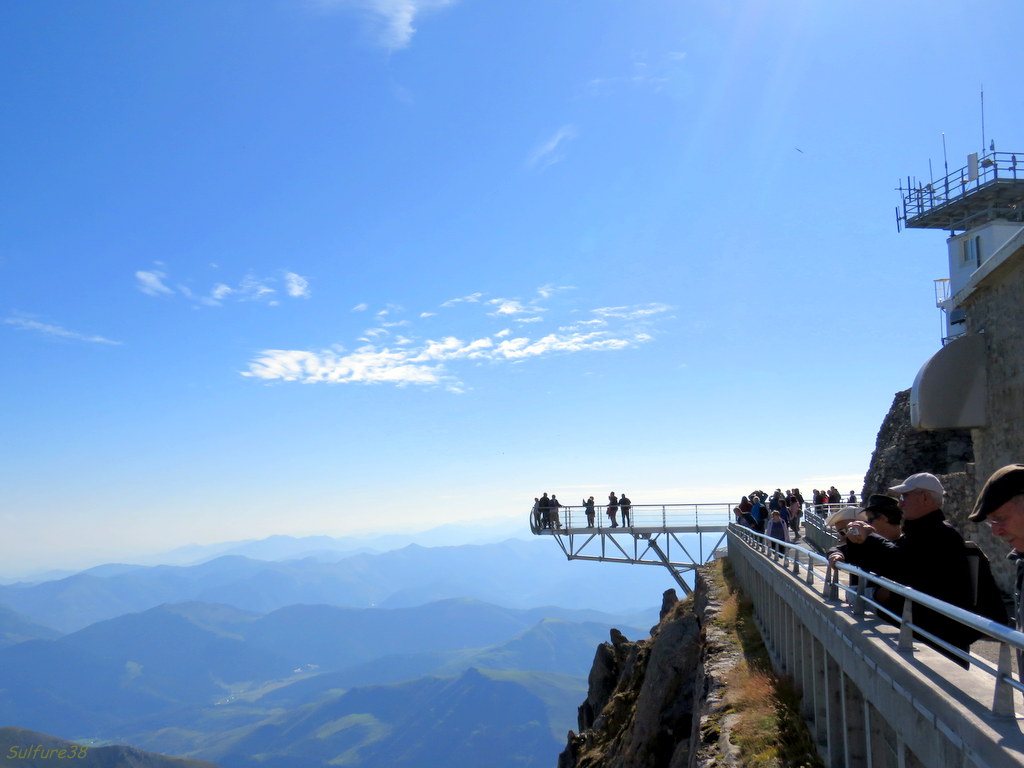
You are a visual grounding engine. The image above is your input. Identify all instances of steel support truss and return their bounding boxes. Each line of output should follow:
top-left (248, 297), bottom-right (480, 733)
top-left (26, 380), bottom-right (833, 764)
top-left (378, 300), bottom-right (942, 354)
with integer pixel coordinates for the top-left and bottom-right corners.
top-left (545, 526), bottom-right (728, 596)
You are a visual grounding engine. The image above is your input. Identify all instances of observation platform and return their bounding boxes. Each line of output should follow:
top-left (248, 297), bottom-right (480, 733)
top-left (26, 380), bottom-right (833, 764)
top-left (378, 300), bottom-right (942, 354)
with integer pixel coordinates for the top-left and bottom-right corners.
top-left (529, 503), bottom-right (732, 595)
top-left (900, 150), bottom-right (1024, 231)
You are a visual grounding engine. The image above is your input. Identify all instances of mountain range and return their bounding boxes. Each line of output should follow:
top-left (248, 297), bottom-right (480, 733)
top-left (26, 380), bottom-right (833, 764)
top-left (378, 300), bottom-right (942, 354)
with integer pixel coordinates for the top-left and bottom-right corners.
top-left (0, 596), bottom-right (647, 766)
top-left (0, 532), bottom-right (675, 767)
top-left (0, 538), bottom-right (672, 633)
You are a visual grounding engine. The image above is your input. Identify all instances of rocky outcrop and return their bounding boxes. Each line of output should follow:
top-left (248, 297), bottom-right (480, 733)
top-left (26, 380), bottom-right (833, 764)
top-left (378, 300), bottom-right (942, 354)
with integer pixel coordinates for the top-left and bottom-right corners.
top-left (558, 570), bottom-right (743, 768)
top-left (861, 389), bottom-right (974, 499)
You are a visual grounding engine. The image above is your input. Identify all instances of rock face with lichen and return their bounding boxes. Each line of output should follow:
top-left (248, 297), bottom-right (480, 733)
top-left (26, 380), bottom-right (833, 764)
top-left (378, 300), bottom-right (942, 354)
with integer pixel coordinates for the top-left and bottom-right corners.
top-left (558, 569), bottom-right (743, 768)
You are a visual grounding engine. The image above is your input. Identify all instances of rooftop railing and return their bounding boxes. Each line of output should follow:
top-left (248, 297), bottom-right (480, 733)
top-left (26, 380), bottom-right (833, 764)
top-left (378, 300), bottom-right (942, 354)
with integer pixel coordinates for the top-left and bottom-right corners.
top-left (900, 149), bottom-right (1024, 227)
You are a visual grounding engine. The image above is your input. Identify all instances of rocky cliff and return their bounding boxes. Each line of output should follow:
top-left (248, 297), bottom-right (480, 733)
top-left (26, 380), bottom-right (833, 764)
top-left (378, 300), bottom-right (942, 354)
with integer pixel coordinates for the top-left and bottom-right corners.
top-left (557, 567), bottom-right (767, 768)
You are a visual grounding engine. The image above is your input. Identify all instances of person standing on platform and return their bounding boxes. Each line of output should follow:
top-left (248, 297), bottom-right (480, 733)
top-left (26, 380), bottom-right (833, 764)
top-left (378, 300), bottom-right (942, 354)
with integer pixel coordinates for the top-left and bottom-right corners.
top-left (583, 496), bottom-right (596, 527)
top-left (607, 492), bottom-right (619, 528)
top-left (550, 494), bottom-right (562, 529)
top-left (766, 509), bottom-right (789, 551)
top-left (539, 492), bottom-right (551, 529)
top-left (619, 493), bottom-right (632, 527)
top-left (786, 493), bottom-right (802, 537)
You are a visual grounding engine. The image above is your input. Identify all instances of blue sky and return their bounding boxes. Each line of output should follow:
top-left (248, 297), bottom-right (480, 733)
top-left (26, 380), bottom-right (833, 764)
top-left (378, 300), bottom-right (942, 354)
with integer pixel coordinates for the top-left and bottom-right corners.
top-left (3, 0), bottom-right (1023, 575)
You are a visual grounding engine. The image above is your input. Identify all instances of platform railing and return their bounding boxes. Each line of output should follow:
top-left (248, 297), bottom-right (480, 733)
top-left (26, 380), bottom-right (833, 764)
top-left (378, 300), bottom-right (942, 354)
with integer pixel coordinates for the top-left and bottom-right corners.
top-left (528, 502), bottom-right (734, 534)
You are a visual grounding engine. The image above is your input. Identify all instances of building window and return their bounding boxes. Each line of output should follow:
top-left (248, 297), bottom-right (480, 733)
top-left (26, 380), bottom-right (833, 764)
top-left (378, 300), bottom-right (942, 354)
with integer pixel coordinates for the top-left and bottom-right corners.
top-left (962, 236), bottom-right (982, 268)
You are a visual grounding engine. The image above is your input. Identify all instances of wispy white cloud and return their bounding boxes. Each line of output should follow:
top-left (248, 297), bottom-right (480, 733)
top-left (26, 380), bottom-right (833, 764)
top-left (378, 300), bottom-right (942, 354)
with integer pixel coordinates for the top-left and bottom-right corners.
top-left (592, 303), bottom-right (673, 320)
top-left (585, 52), bottom-right (687, 97)
top-left (135, 266), bottom-right (310, 307)
top-left (487, 299), bottom-right (533, 317)
top-left (536, 283), bottom-right (573, 299)
top-left (560, 318), bottom-right (608, 331)
top-left (285, 272), bottom-right (311, 298)
top-left (441, 292), bottom-right (483, 307)
top-left (316, 0), bottom-right (457, 51)
top-left (5, 317), bottom-right (122, 345)
top-left (352, 302), bottom-right (369, 312)
top-left (211, 284), bottom-right (233, 301)
top-left (527, 125), bottom-right (578, 171)
top-left (136, 270), bottom-right (174, 296)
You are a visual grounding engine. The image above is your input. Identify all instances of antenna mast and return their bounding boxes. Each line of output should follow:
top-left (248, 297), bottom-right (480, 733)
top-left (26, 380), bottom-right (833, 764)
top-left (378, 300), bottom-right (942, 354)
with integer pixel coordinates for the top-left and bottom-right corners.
top-left (981, 85), bottom-right (986, 152)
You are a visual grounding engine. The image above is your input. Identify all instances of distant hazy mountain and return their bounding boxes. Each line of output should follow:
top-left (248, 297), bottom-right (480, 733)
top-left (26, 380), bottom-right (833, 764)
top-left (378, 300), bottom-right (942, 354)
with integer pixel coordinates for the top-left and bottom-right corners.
top-left (0, 538), bottom-right (670, 633)
top-left (0, 605), bottom-right (62, 648)
top-left (74, 519), bottom-right (534, 573)
top-left (0, 726), bottom-right (223, 767)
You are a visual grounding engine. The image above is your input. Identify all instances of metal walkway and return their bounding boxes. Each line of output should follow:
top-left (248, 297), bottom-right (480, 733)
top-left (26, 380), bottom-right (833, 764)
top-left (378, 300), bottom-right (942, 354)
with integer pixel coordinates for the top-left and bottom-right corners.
top-left (529, 503), bottom-right (732, 595)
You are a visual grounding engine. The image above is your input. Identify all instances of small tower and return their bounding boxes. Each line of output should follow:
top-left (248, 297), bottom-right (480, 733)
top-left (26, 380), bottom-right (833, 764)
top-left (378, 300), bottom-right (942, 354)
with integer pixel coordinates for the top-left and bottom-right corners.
top-left (900, 144), bottom-right (1024, 437)
top-left (899, 148), bottom-right (1024, 343)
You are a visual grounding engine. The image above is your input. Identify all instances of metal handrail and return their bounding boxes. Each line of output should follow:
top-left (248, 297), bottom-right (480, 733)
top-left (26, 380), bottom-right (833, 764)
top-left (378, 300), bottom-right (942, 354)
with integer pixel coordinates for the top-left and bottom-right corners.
top-left (730, 523), bottom-right (1024, 717)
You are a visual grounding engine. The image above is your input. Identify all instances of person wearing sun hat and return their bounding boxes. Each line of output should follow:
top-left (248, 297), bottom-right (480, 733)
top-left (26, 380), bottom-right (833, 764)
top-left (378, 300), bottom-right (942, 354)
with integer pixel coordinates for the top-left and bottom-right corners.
top-left (825, 506), bottom-right (869, 587)
top-left (825, 505), bottom-right (862, 534)
top-left (833, 472), bottom-right (976, 662)
top-left (968, 464), bottom-right (1024, 677)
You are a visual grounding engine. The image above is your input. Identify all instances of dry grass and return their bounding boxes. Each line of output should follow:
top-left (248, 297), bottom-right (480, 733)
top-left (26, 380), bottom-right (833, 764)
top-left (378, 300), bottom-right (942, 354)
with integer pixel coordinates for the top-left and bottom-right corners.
top-left (713, 559), bottom-right (823, 768)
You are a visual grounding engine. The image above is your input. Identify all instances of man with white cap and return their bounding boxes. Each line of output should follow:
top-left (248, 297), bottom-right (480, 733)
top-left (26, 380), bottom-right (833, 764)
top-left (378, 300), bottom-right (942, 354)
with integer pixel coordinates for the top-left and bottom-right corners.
top-left (833, 472), bottom-right (975, 662)
top-left (967, 464), bottom-right (1024, 676)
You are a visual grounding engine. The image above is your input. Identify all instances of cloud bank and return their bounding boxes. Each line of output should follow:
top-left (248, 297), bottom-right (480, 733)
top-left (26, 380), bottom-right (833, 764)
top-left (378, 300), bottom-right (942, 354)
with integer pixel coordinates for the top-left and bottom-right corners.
top-left (242, 291), bottom-right (671, 392)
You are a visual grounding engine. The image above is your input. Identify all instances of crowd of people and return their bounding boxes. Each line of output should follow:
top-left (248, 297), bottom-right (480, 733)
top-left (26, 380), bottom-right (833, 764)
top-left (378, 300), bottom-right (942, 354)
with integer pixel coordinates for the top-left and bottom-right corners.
top-left (532, 491), bottom-right (633, 529)
top-left (732, 471), bottom-right (1023, 669)
top-left (732, 488), bottom-right (809, 541)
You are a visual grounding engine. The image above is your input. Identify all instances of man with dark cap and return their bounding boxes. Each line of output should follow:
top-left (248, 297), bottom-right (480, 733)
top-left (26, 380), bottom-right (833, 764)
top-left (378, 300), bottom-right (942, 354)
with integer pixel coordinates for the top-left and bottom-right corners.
top-left (968, 464), bottom-right (1024, 676)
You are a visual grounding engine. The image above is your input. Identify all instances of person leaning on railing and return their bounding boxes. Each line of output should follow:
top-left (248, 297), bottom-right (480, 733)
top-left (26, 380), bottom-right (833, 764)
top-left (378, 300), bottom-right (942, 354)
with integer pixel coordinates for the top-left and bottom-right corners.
top-left (968, 464), bottom-right (1024, 679)
top-left (829, 473), bottom-right (978, 665)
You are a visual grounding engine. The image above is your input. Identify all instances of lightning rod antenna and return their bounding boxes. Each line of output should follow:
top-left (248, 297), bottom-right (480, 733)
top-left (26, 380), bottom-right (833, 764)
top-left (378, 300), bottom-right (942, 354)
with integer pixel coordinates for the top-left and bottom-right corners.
top-left (981, 85), bottom-right (986, 153)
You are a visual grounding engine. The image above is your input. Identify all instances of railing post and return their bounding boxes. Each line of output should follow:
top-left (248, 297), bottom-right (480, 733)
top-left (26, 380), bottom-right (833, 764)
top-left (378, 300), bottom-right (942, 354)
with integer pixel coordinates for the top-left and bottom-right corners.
top-left (852, 575), bottom-right (866, 616)
top-left (993, 642), bottom-right (1015, 718)
top-left (898, 599), bottom-right (915, 651)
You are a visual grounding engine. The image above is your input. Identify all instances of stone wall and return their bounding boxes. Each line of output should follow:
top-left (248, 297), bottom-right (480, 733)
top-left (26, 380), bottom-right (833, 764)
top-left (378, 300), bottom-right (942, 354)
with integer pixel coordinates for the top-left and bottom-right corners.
top-left (962, 247), bottom-right (1024, 481)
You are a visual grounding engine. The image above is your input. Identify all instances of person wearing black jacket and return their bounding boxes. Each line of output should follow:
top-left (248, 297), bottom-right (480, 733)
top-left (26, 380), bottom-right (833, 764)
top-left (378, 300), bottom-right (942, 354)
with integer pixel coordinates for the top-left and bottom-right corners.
top-left (832, 473), bottom-right (975, 664)
top-left (619, 493), bottom-right (632, 527)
